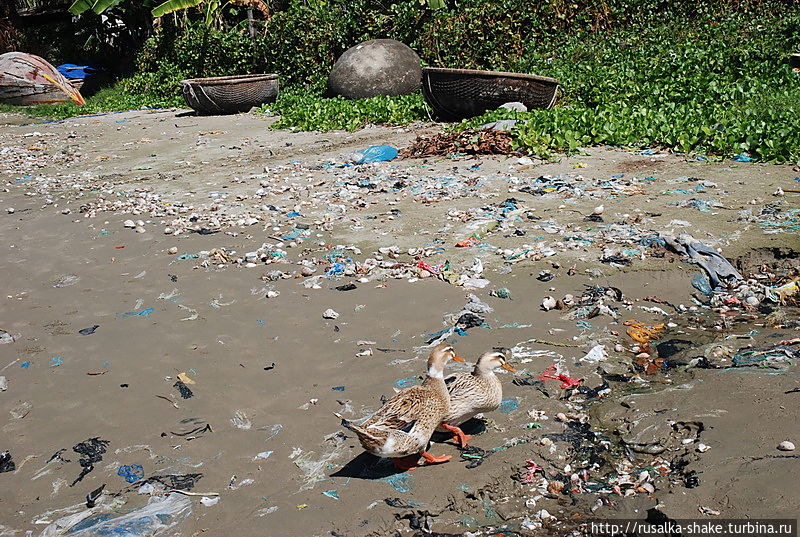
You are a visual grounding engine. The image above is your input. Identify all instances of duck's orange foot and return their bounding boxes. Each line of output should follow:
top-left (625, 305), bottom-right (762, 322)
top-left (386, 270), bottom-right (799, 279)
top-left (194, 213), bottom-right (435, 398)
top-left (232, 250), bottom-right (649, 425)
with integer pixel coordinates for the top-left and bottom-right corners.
top-left (441, 424), bottom-right (473, 448)
top-left (392, 455), bottom-right (421, 471)
top-left (420, 451), bottom-right (452, 465)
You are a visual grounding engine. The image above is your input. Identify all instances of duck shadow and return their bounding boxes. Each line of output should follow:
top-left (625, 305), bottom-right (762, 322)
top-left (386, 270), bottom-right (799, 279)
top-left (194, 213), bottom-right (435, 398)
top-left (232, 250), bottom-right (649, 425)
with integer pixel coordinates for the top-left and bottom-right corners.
top-left (331, 419), bottom-right (488, 480)
top-left (331, 452), bottom-right (401, 480)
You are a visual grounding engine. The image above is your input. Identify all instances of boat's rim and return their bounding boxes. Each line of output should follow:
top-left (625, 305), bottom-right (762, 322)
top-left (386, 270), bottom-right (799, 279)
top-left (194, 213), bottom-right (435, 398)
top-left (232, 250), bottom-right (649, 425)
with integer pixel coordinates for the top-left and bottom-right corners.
top-left (180, 74), bottom-right (279, 86)
top-left (422, 67), bottom-right (559, 85)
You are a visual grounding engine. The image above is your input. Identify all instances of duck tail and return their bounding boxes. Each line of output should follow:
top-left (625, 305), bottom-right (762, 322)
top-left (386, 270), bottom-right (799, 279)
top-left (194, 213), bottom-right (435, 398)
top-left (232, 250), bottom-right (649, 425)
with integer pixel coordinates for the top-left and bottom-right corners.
top-left (335, 413), bottom-right (380, 442)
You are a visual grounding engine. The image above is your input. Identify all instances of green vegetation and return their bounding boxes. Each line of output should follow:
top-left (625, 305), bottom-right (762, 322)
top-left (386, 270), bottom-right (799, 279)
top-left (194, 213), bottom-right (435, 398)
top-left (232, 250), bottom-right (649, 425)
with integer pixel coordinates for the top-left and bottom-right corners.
top-left (3, 0), bottom-right (799, 160)
top-left (266, 89), bottom-right (428, 132)
top-left (467, 14), bottom-right (800, 161)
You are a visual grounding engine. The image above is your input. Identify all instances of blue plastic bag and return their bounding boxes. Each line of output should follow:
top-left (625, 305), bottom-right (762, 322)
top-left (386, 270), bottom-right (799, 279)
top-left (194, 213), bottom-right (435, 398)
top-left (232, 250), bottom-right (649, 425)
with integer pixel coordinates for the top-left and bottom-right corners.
top-left (353, 145), bottom-right (398, 164)
top-left (691, 273), bottom-right (713, 296)
top-left (117, 464), bottom-right (144, 483)
top-left (56, 64), bottom-right (103, 79)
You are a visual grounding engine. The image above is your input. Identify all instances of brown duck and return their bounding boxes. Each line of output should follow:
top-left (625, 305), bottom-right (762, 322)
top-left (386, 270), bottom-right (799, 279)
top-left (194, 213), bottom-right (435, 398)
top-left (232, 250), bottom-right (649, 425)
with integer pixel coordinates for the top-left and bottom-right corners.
top-left (437, 348), bottom-right (516, 447)
top-left (339, 344), bottom-right (465, 470)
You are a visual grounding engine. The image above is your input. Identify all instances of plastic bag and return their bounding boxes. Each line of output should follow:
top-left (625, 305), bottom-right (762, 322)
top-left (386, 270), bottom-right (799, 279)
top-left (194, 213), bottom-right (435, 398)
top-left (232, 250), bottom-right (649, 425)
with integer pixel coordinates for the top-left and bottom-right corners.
top-left (352, 145), bottom-right (398, 164)
top-left (39, 493), bottom-right (191, 537)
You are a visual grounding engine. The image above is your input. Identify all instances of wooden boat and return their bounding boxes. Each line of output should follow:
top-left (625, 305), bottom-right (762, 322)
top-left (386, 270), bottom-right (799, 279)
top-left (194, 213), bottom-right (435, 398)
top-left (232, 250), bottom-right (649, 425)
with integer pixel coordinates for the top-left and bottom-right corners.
top-left (0, 52), bottom-right (85, 106)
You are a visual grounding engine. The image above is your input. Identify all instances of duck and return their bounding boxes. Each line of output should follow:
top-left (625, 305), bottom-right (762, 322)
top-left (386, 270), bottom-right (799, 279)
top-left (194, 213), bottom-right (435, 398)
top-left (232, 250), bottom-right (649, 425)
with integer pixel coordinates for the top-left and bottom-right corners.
top-left (339, 344), bottom-right (465, 470)
top-left (437, 348), bottom-right (516, 448)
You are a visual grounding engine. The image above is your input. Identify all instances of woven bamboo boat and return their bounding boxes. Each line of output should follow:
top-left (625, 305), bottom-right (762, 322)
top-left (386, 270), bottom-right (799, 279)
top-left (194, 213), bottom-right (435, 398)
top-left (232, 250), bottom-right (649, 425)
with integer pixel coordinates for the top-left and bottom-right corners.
top-left (181, 74), bottom-right (279, 115)
top-left (422, 67), bottom-right (559, 121)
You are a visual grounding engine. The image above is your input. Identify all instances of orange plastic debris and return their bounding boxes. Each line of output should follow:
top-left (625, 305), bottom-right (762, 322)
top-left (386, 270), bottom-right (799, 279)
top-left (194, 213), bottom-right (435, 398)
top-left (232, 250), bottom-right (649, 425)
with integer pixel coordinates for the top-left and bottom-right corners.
top-left (623, 320), bottom-right (665, 343)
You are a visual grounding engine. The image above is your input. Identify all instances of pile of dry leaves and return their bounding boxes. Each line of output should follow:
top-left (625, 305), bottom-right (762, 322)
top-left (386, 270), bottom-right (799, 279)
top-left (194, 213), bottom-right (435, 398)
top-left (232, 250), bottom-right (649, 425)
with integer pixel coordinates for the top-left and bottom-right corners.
top-left (400, 129), bottom-right (515, 158)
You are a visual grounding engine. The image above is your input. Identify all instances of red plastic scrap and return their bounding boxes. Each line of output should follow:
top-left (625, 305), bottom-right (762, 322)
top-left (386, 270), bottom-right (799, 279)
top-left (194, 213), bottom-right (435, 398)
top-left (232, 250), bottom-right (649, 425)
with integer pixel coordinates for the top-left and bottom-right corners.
top-left (455, 236), bottom-right (480, 248)
top-left (523, 460), bottom-right (543, 483)
top-left (538, 365), bottom-right (582, 389)
top-left (416, 260), bottom-right (446, 275)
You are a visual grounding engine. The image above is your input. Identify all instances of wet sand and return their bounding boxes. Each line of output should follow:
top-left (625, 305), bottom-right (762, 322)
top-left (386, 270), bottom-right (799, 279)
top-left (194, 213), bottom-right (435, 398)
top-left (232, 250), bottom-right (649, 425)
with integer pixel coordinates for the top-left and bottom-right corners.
top-left (0, 108), bottom-right (798, 537)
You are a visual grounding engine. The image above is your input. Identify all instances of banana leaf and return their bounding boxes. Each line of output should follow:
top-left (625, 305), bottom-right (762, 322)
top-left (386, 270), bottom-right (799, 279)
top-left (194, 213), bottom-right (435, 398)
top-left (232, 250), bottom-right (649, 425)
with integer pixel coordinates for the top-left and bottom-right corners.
top-left (151, 0), bottom-right (204, 17)
top-left (68, 0), bottom-right (93, 14)
top-left (68, 0), bottom-right (124, 14)
top-left (92, 0), bottom-right (123, 13)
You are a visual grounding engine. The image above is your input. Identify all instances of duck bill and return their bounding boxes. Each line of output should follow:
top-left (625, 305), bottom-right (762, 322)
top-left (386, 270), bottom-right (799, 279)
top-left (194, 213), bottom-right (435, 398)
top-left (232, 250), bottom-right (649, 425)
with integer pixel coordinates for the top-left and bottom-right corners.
top-left (501, 363), bottom-right (517, 373)
top-left (452, 354), bottom-right (466, 363)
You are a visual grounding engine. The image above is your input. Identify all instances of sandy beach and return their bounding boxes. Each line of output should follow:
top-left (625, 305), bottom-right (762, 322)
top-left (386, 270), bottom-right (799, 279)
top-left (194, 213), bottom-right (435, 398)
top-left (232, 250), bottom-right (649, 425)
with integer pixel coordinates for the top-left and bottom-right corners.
top-left (1, 107), bottom-right (798, 537)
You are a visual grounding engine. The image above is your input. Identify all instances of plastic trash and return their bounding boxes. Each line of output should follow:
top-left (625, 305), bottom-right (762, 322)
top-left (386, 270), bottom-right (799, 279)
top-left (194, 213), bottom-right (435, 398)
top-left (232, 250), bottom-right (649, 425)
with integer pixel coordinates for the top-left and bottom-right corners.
top-left (0, 376), bottom-right (7, 391)
top-left (85, 484), bottom-right (104, 508)
top-left (117, 464), bottom-right (144, 483)
top-left (691, 273), bottom-right (713, 296)
top-left (0, 451), bottom-right (14, 473)
top-left (56, 64), bottom-right (103, 80)
top-left (580, 345), bottom-right (608, 364)
top-left (499, 398), bottom-right (520, 414)
top-left (0, 329), bottom-right (18, 344)
top-left (71, 437), bottom-right (110, 486)
top-left (352, 145), bottom-right (398, 164)
top-left (117, 307), bottom-right (155, 318)
top-left (538, 366), bottom-right (582, 389)
top-left (663, 234), bottom-right (742, 288)
top-left (39, 493), bottom-right (191, 537)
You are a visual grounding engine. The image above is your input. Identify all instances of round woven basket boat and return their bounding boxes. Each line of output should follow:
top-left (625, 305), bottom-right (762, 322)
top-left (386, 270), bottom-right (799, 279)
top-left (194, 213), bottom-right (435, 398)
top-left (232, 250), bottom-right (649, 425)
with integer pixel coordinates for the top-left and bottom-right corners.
top-left (181, 74), bottom-right (279, 115)
top-left (422, 67), bottom-right (560, 122)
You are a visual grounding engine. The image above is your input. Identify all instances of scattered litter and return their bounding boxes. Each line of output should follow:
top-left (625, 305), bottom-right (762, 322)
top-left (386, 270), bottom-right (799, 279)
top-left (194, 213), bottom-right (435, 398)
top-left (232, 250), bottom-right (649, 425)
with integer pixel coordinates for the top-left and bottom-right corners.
top-left (117, 464), bottom-right (144, 483)
top-left (0, 451), bottom-right (14, 473)
top-left (117, 307), bottom-right (155, 318)
top-left (70, 437), bottom-right (110, 486)
top-left (39, 493), bottom-right (191, 537)
top-left (499, 398), bottom-right (520, 414)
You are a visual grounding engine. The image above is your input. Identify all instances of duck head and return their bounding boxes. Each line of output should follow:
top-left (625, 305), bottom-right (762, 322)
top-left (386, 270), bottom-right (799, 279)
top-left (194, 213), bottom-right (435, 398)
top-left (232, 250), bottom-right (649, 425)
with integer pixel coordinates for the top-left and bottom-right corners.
top-left (427, 344), bottom-right (465, 378)
top-left (475, 348), bottom-right (516, 374)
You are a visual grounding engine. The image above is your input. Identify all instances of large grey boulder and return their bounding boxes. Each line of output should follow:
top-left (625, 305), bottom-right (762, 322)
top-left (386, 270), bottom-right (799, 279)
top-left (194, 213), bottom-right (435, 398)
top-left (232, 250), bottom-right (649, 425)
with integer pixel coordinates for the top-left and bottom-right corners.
top-left (328, 39), bottom-right (421, 99)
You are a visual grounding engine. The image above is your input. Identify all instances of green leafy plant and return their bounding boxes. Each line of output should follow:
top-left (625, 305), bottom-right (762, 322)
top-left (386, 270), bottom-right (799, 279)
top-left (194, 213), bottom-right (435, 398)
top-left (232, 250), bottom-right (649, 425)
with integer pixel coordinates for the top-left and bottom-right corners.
top-left (460, 13), bottom-right (800, 162)
top-left (68, 0), bottom-right (124, 15)
top-left (264, 87), bottom-right (429, 131)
